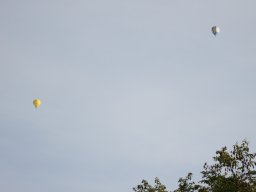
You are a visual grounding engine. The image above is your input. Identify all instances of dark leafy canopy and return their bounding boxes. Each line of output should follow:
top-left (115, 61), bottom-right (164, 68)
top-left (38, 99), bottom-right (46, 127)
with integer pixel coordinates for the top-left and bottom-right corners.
top-left (133, 177), bottom-right (168, 192)
top-left (133, 140), bottom-right (256, 192)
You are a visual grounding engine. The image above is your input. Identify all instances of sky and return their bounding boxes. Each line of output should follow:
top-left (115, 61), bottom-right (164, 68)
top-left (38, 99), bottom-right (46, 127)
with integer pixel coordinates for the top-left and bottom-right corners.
top-left (1, 0), bottom-right (256, 191)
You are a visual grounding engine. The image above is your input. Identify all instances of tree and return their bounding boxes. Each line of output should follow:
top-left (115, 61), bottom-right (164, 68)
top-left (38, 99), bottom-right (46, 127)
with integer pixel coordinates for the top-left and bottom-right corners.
top-left (133, 177), bottom-right (168, 192)
top-left (133, 140), bottom-right (256, 192)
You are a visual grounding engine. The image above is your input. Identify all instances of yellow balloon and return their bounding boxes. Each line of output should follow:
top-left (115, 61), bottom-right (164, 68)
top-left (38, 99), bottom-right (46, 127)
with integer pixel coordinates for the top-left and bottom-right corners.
top-left (33, 99), bottom-right (41, 108)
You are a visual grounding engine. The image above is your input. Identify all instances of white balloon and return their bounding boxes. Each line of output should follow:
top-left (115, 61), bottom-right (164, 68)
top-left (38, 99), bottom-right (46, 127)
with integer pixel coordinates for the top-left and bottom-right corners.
top-left (212, 26), bottom-right (220, 36)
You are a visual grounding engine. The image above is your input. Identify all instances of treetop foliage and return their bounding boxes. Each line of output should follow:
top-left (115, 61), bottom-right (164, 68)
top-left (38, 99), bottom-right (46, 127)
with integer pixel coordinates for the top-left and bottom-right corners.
top-left (133, 140), bottom-right (256, 192)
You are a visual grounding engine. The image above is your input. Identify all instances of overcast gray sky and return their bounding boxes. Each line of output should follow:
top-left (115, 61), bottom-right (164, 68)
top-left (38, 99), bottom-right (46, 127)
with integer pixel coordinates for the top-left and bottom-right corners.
top-left (1, 0), bottom-right (256, 191)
